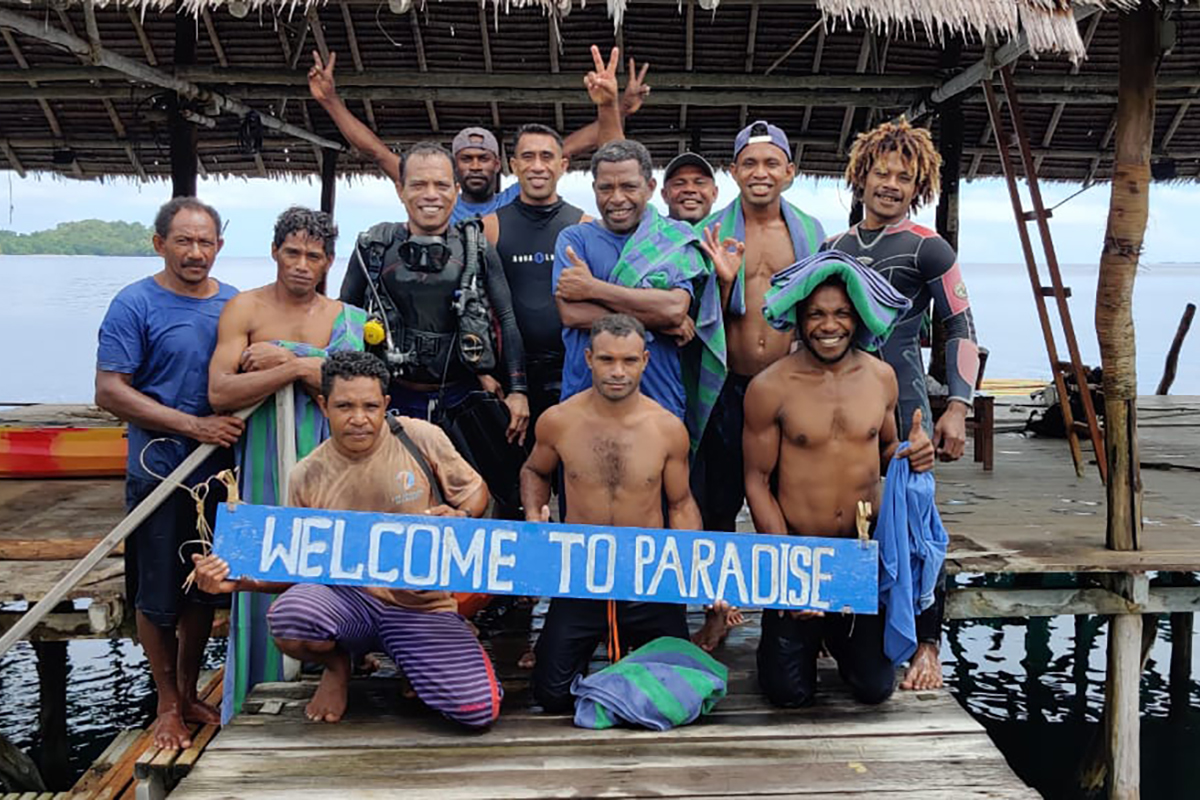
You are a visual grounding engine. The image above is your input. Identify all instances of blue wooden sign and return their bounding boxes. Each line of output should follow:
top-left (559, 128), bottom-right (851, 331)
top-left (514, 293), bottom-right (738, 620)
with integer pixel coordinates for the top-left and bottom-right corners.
top-left (214, 504), bottom-right (880, 614)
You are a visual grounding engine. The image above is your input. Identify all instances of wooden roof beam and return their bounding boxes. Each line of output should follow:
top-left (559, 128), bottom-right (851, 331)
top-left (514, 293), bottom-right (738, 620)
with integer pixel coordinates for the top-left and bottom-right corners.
top-left (1038, 12), bottom-right (1100, 171)
top-left (0, 139), bottom-right (25, 178)
top-left (408, 10), bottom-right (439, 133)
top-left (797, 21), bottom-right (825, 164)
top-left (126, 6), bottom-right (156, 66)
top-left (201, 8), bottom-right (228, 68)
top-left (338, 3), bottom-right (376, 129)
top-left (837, 29), bottom-right (872, 156)
top-left (0, 6), bottom-right (342, 152)
top-left (548, 18), bottom-right (563, 133)
top-left (479, 3), bottom-right (499, 129)
top-left (905, 5), bottom-right (1103, 122)
top-left (1160, 87), bottom-right (1198, 150)
top-left (2, 24), bottom-right (77, 176)
top-left (740, 1), bottom-right (759, 129)
top-left (680, 0), bottom-right (693, 134)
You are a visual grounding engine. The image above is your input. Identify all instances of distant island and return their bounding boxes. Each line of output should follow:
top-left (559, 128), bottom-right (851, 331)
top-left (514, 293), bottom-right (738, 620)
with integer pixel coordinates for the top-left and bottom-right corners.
top-left (0, 220), bottom-right (155, 256)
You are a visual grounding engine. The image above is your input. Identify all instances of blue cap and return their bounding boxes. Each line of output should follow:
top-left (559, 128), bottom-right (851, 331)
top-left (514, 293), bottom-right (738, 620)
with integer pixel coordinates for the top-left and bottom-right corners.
top-left (734, 120), bottom-right (791, 161)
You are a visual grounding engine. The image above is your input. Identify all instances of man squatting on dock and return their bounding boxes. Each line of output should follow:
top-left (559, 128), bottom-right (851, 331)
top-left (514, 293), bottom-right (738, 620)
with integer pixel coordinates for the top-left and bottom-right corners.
top-left (126, 48), bottom-right (974, 731)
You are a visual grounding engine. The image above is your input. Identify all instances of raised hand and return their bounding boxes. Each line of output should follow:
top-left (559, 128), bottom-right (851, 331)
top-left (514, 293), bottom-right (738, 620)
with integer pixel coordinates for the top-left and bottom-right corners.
top-left (308, 50), bottom-right (339, 105)
top-left (902, 408), bottom-right (935, 473)
top-left (584, 44), bottom-right (621, 108)
top-left (555, 245), bottom-right (597, 302)
top-left (622, 57), bottom-right (651, 115)
top-left (425, 504), bottom-right (468, 518)
top-left (699, 224), bottom-right (745, 285)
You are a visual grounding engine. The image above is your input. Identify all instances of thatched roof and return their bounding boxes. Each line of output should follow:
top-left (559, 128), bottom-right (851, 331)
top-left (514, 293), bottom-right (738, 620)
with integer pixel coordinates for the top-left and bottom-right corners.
top-left (1, 0), bottom-right (1197, 185)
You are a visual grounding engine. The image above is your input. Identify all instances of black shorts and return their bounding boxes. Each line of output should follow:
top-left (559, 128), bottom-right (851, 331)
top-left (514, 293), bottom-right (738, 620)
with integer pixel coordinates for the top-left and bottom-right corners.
top-left (124, 476), bottom-right (229, 628)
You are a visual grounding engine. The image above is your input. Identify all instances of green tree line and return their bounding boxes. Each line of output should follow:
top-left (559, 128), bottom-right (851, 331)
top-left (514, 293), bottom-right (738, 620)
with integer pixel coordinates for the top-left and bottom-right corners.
top-left (0, 219), bottom-right (156, 256)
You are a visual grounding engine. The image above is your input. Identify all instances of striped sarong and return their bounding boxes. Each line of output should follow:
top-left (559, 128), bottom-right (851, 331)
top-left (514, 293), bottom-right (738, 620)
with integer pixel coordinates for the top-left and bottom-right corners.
top-left (761, 250), bottom-right (912, 352)
top-left (571, 637), bottom-right (728, 730)
top-left (222, 303), bottom-right (366, 723)
top-left (606, 206), bottom-right (719, 448)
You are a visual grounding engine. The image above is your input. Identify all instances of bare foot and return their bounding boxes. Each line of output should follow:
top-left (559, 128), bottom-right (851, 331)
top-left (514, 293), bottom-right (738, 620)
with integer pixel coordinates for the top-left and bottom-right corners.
top-left (900, 642), bottom-right (943, 690)
top-left (181, 697), bottom-right (220, 726)
top-left (305, 653), bottom-right (350, 723)
top-left (691, 601), bottom-right (744, 652)
top-left (517, 648), bottom-right (536, 670)
top-left (151, 709), bottom-right (193, 750)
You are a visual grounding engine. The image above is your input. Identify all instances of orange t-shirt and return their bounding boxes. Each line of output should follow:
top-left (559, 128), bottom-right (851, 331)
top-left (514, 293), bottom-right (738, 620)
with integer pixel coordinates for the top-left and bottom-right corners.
top-left (286, 418), bottom-right (485, 612)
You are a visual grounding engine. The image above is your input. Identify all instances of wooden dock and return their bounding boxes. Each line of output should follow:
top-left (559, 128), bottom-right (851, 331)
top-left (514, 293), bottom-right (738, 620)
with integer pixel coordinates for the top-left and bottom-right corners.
top-left (168, 613), bottom-right (1039, 800)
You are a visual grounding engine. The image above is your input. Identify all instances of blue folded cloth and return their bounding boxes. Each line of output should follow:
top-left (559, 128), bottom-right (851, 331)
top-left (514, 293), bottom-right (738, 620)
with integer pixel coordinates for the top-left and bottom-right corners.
top-left (571, 637), bottom-right (728, 730)
top-left (875, 443), bottom-right (949, 665)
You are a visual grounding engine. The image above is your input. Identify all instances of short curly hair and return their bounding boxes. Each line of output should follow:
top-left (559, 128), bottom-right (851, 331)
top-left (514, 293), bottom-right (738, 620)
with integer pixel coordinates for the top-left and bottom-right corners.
top-left (272, 206), bottom-right (338, 257)
top-left (320, 351), bottom-right (390, 398)
top-left (844, 118), bottom-right (942, 212)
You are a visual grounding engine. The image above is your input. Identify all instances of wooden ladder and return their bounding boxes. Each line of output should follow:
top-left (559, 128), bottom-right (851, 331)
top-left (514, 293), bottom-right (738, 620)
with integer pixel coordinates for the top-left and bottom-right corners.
top-left (981, 64), bottom-right (1108, 483)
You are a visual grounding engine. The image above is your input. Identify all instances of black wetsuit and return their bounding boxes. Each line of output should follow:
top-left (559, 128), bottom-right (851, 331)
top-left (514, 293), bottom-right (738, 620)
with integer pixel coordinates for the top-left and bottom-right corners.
top-left (340, 222), bottom-right (527, 413)
top-left (823, 218), bottom-right (979, 647)
top-left (493, 197), bottom-right (584, 426)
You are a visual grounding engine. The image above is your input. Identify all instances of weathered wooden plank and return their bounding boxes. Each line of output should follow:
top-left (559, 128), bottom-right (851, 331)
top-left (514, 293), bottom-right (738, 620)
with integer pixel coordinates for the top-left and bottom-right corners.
top-left (171, 749), bottom-right (1031, 799)
top-left (210, 679), bottom-right (978, 753)
top-left (947, 586), bottom-right (1200, 619)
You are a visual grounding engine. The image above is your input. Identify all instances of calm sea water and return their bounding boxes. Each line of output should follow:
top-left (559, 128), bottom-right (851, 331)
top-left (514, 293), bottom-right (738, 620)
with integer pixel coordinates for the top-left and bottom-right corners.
top-left (0, 255), bottom-right (1196, 402)
top-left (0, 255), bottom-right (1198, 796)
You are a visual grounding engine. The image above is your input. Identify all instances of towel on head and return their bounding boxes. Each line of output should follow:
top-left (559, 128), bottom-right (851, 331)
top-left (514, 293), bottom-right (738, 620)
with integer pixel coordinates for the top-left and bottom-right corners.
top-left (571, 637), bottom-right (728, 730)
top-left (761, 250), bottom-right (912, 352)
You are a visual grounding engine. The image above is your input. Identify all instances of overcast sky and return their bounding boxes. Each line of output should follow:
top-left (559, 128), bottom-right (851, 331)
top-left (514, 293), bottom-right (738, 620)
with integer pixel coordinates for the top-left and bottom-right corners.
top-left (2, 167), bottom-right (1199, 265)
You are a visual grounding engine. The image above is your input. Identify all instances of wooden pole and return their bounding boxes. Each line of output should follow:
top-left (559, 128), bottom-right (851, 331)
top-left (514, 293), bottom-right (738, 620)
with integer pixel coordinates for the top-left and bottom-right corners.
top-left (320, 147), bottom-right (337, 216)
top-left (0, 402), bottom-right (261, 657)
top-left (169, 11), bottom-right (198, 198)
top-left (1154, 303), bottom-right (1195, 395)
top-left (1099, 4), bottom-right (1158, 797)
top-left (1100, 3), bottom-right (1155, 552)
top-left (931, 48), bottom-right (964, 386)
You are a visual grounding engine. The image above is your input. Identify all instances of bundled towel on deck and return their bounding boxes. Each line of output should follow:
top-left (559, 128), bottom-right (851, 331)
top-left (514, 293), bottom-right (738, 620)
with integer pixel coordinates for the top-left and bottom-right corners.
top-left (700, 196), bottom-right (826, 318)
top-left (571, 637), bottom-right (728, 730)
top-left (607, 205), bottom-right (723, 446)
top-left (874, 442), bottom-right (949, 665)
top-left (761, 250), bottom-right (912, 352)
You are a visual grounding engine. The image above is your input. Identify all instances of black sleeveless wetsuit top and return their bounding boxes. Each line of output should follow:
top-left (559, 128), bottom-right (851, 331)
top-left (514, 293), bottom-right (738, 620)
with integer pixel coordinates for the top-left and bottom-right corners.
top-left (494, 198), bottom-right (585, 362)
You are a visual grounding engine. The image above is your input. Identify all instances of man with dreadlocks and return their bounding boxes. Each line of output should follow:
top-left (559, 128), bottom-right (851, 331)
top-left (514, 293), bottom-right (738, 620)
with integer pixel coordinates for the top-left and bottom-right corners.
top-left (823, 118), bottom-right (980, 693)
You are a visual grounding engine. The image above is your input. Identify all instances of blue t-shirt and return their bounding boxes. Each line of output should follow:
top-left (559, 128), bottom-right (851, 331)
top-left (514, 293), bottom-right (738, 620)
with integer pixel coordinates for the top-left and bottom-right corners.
top-left (96, 276), bottom-right (239, 482)
top-left (450, 183), bottom-right (521, 225)
top-left (552, 221), bottom-right (693, 420)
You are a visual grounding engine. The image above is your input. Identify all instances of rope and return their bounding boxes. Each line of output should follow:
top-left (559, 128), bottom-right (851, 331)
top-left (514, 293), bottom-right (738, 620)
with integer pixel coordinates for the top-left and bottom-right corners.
top-left (136, 437), bottom-right (240, 592)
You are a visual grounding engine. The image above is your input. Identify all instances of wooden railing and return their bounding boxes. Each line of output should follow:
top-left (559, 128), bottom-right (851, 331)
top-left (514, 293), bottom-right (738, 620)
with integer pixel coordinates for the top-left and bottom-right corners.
top-left (0, 389), bottom-right (293, 657)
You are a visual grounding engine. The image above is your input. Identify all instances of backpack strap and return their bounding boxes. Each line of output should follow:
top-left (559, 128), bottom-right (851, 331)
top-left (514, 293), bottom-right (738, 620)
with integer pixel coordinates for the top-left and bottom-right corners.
top-left (387, 415), bottom-right (445, 507)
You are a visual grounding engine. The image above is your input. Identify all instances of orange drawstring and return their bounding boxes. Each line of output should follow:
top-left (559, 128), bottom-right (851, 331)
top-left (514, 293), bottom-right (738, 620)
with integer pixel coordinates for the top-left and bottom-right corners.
top-left (606, 599), bottom-right (622, 663)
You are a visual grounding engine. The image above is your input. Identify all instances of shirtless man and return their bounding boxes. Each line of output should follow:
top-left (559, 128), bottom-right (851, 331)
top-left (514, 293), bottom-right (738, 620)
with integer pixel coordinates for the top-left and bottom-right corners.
top-left (208, 206), bottom-right (358, 414)
top-left (692, 121), bottom-right (826, 535)
top-left (743, 276), bottom-right (933, 707)
top-left (520, 313), bottom-right (701, 712)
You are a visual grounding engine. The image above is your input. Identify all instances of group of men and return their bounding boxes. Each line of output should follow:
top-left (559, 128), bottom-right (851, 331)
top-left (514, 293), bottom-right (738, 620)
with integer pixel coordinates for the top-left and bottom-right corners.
top-left (96, 44), bottom-right (978, 747)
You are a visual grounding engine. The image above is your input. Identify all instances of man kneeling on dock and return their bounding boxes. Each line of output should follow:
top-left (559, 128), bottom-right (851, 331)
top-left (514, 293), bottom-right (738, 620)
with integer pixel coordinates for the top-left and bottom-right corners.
top-left (743, 255), bottom-right (934, 707)
top-left (193, 352), bottom-right (502, 728)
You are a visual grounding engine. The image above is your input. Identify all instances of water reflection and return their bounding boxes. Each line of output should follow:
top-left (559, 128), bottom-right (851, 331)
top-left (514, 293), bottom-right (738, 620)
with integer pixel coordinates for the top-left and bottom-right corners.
top-left (1, 612), bottom-right (1196, 796)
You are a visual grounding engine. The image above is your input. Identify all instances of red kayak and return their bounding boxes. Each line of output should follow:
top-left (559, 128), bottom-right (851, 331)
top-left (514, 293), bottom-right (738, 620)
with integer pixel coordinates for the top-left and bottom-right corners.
top-left (0, 426), bottom-right (127, 478)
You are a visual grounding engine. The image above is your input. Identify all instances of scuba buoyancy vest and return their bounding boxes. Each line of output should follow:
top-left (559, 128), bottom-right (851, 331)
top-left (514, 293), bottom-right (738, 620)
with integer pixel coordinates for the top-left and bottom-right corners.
top-left (356, 219), bottom-right (498, 384)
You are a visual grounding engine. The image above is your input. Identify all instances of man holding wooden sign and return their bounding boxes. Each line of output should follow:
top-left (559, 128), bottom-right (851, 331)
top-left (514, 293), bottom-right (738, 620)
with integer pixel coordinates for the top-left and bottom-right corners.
top-left (194, 351), bottom-right (501, 728)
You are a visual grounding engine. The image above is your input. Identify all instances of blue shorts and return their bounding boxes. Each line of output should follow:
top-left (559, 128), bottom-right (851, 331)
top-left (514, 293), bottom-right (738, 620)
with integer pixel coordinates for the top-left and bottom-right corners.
top-left (124, 475), bottom-right (230, 628)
